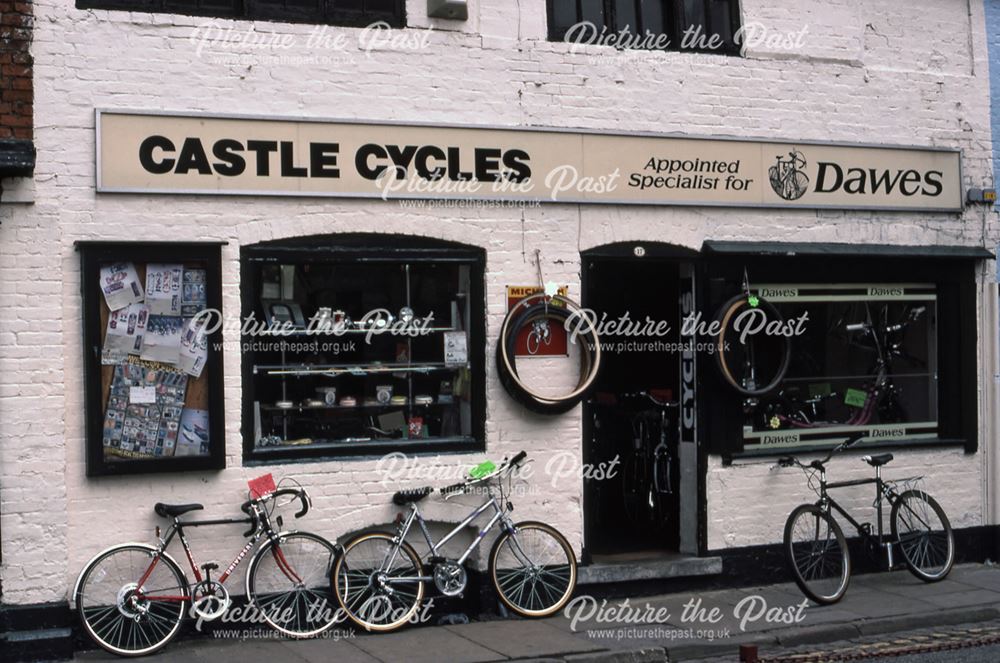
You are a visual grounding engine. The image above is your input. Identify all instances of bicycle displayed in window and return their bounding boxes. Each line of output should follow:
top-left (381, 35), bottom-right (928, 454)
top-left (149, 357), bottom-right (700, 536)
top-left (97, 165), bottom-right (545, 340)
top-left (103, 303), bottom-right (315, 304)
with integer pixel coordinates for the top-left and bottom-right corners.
top-left (333, 451), bottom-right (577, 632)
top-left (777, 435), bottom-right (954, 604)
top-left (74, 486), bottom-right (339, 656)
top-left (759, 303), bottom-right (925, 431)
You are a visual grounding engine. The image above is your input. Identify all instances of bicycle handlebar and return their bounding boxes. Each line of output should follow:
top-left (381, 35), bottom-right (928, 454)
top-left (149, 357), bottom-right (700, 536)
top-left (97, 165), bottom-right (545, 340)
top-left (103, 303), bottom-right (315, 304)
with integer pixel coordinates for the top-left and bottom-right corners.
top-left (438, 451), bottom-right (528, 498)
top-left (845, 322), bottom-right (867, 333)
top-left (238, 488), bottom-right (310, 536)
top-left (776, 433), bottom-right (865, 471)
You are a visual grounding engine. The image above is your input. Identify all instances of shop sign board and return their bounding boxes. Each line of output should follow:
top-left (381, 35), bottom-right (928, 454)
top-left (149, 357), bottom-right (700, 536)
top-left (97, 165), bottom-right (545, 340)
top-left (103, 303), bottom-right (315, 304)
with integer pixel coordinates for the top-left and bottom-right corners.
top-left (97, 111), bottom-right (963, 212)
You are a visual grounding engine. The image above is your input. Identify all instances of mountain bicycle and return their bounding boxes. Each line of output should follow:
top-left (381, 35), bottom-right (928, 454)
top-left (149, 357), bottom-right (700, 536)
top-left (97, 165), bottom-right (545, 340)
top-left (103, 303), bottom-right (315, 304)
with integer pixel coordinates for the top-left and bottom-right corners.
top-left (620, 391), bottom-right (676, 528)
top-left (74, 485), bottom-right (339, 656)
top-left (777, 434), bottom-right (954, 604)
top-left (332, 451), bottom-right (577, 632)
top-left (769, 150), bottom-right (809, 201)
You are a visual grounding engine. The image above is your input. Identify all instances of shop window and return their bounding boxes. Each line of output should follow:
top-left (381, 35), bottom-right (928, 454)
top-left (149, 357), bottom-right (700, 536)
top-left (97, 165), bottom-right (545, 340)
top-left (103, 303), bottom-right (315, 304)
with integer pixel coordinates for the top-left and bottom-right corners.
top-left (241, 234), bottom-right (486, 462)
top-left (547, 0), bottom-right (741, 54)
top-left (76, 0), bottom-right (406, 28)
top-left (78, 242), bottom-right (227, 476)
top-left (703, 255), bottom-right (979, 458)
top-left (738, 284), bottom-right (939, 453)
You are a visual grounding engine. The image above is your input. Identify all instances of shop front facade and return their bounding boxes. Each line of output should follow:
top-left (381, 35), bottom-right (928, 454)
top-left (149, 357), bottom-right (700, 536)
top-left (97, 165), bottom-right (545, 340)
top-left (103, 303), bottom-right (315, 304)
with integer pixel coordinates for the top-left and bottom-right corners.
top-left (2, 0), bottom-right (999, 653)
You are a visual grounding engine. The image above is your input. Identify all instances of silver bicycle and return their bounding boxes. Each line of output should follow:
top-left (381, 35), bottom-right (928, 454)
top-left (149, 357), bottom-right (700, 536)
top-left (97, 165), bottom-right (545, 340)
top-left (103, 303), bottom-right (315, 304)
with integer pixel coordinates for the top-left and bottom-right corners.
top-left (333, 451), bottom-right (577, 632)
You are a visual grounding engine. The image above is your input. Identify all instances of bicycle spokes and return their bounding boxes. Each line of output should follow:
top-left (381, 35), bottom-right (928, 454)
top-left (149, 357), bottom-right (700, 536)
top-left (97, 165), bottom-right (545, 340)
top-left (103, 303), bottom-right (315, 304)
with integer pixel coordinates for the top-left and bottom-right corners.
top-left (249, 533), bottom-right (338, 637)
top-left (492, 525), bottom-right (574, 615)
top-left (77, 546), bottom-right (187, 656)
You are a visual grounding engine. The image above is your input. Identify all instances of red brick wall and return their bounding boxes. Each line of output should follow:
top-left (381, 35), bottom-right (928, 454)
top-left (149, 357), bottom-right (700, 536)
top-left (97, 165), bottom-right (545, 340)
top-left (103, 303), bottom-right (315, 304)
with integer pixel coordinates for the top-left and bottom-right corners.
top-left (0, 0), bottom-right (32, 141)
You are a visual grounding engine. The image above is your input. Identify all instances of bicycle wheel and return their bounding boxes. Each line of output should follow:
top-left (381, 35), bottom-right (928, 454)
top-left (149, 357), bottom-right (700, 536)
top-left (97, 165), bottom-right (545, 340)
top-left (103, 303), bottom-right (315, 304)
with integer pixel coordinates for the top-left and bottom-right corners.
top-left (333, 532), bottom-right (424, 632)
top-left (489, 521), bottom-right (577, 617)
top-left (75, 544), bottom-right (189, 657)
top-left (246, 531), bottom-right (339, 638)
top-left (783, 504), bottom-right (851, 604)
top-left (713, 293), bottom-right (791, 397)
top-left (891, 490), bottom-right (954, 582)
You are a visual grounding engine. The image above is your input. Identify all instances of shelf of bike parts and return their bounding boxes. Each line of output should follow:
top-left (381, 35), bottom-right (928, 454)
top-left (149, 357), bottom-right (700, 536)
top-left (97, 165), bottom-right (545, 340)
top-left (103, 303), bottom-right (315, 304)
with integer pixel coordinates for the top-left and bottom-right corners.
top-left (254, 362), bottom-right (466, 377)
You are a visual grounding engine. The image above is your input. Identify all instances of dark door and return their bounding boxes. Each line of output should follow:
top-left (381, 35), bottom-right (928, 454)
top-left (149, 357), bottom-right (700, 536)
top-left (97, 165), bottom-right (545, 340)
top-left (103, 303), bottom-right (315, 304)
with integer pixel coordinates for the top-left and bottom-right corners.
top-left (582, 253), bottom-right (683, 557)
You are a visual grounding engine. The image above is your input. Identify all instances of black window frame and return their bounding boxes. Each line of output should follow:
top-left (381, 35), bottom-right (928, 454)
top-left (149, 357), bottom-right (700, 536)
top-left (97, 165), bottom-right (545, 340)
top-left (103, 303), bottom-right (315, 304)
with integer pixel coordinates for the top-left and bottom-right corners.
top-left (78, 241), bottom-right (228, 477)
top-left (547, 0), bottom-right (741, 55)
top-left (240, 234), bottom-right (487, 464)
top-left (76, 0), bottom-right (406, 29)
top-left (699, 254), bottom-right (981, 461)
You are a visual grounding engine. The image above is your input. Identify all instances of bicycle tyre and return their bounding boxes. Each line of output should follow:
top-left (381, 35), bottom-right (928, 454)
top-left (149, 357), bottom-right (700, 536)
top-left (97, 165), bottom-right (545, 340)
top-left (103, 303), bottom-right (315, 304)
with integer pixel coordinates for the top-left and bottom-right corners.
top-left (75, 543), bottom-right (189, 657)
top-left (332, 532), bottom-right (425, 633)
top-left (489, 521), bottom-right (577, 617)
top-left (246, 531), bottom-right (340, 638)
top-left (783, 504), bottom-right (851, 604)
top-left (713, 293), bottom-right (791, 396)
top-left (496, 294), bottom-right (601, 415)
top-left (890, 490), bottom-right (954, 582)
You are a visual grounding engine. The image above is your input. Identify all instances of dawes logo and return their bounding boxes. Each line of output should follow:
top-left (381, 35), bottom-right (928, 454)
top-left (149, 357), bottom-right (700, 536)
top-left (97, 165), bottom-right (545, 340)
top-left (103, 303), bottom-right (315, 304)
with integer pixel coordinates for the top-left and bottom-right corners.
top-left (768, 149), bottom-right (945, 201)
top-left (768, 150), bottom-right (809, 201)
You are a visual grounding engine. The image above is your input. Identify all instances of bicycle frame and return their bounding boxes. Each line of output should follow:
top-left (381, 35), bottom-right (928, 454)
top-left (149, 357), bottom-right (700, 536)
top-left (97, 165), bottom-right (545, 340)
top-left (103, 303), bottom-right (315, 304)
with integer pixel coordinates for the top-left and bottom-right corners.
top-left (383, 492), bottom-right (513, 584)
top-left (814, 463), bottom-right (903, 568)
top-left (137, 507), bottom-right (299, 603)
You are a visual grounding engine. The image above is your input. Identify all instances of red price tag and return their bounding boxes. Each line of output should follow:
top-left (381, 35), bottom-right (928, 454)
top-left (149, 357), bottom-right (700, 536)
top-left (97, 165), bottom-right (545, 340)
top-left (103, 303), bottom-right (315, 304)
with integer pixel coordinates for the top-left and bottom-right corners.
top-left (248, 473), bottom-right (276, 499)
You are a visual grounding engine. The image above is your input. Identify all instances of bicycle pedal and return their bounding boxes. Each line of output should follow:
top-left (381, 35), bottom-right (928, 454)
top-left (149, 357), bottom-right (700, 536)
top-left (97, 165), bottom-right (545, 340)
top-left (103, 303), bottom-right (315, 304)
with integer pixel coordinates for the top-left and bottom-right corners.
top-left (201, 562), bottom-right (219, 572)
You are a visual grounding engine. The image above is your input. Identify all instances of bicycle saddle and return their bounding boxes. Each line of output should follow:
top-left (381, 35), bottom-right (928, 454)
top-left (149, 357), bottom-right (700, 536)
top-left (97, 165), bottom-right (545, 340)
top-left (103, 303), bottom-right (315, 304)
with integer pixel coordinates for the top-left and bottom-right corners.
top-left (154, 502), bottom-right (204, 518)
top-left (862, 453), bottom-right (893, 467)
top-left (392, 487), bottom-right (433, 505)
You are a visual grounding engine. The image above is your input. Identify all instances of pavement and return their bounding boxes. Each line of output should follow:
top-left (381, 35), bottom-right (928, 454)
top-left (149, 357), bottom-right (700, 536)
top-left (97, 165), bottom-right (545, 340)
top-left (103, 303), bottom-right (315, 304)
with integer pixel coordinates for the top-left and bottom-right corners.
top-left (73, 563), bottom-right (1000, 663)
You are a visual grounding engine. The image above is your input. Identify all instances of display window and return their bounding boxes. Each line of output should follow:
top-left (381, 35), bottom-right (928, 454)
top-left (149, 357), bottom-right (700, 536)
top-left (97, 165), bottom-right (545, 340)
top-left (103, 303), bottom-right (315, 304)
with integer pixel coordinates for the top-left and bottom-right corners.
top-left (79, 242), bottom-right (226, 476)
top-left (702, 251), bottom-right (979, 458)
top-left (737, 284), bottom-right (938, 451)
top-left (240, 235), bottom-right (486, 461)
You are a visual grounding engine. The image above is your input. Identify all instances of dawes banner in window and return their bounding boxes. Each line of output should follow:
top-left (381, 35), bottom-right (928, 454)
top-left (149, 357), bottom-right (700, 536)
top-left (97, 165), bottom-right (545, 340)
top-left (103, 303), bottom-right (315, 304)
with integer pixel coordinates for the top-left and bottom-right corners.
top-left (96, 111), bottom-right (963, 212)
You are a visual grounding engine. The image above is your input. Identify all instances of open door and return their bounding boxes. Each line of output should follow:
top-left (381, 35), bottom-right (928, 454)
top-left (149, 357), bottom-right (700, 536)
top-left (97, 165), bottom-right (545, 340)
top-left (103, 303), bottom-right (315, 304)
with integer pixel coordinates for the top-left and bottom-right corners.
top-left (581, 243), bottom-right (700, 561)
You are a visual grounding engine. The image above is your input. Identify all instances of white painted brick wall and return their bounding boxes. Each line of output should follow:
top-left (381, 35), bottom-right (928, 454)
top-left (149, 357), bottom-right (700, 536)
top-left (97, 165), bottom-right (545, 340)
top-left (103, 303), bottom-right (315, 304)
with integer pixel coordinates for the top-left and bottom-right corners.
top-left (0, 0), bottom-right (996, 606)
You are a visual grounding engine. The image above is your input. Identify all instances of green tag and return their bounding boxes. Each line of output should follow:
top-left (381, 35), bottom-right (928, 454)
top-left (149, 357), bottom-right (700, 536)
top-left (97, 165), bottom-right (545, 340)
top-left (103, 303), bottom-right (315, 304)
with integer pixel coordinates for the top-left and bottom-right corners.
top-left (808, 383), bottom-right (832, 397)
top-left (469, 460), bottom-right (496, 479)
top-left (844, 388), bottom-right (867, 408)
top-left (748, 295), bottom-right (760, 308)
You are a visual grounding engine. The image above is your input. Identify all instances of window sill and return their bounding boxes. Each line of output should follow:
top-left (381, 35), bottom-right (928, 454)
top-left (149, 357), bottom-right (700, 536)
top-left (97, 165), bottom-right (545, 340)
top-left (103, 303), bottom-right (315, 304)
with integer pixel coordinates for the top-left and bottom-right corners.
top-left (724, 437), bottom-right (970, 465)
top-left (244, 435), bottom-right (483, 465)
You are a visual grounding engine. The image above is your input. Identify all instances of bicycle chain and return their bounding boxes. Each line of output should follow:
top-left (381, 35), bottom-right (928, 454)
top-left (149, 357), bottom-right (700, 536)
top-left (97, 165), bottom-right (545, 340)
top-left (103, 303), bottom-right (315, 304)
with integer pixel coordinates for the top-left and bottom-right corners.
top-left (758, 626), bottom-right (1000, 662)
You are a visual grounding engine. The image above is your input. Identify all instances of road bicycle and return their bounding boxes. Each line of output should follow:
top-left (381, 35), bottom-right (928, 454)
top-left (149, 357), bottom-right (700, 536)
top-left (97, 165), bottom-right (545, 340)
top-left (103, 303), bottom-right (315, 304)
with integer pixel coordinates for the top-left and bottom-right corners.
top-left (757, 303), bottom-right (924, 431)
top-left (619, 391), bottom-right (676, 528)
top-left (769, 149), bottom-right (809, 201)
top-left (333, 451), bottom-right (577, 632)
top-left (777, 435), bottom-right (954, 604)
top-left (74, 485), bottom-right (339, 656)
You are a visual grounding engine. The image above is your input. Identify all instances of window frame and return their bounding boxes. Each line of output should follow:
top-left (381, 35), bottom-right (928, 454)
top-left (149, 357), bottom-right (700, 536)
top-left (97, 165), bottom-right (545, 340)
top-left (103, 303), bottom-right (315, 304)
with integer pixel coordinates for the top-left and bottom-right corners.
top-left (75, 0), bottom-right (407, 29)
top-left (699, 255), bottom-right (980, 461)
top-left (78, 241), bottom-right (228, 477)
top-left (546, 0), bottom-right (742, 55)
top-left (240, 234), bottom-right (487, 464)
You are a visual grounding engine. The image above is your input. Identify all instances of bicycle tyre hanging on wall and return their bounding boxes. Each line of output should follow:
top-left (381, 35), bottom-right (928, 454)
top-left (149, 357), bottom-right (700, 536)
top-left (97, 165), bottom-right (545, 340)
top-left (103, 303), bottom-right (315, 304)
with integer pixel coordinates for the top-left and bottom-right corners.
top-left (712, 292), bottom-right (792, 397)
top-left (497, 293), bottom-right (601, 414)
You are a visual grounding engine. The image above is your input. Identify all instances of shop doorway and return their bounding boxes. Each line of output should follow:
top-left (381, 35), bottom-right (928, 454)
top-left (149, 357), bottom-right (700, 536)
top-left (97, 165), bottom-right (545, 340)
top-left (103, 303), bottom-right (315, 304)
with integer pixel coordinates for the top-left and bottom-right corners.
top-left (581, 243), bottom-right (700, 561)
